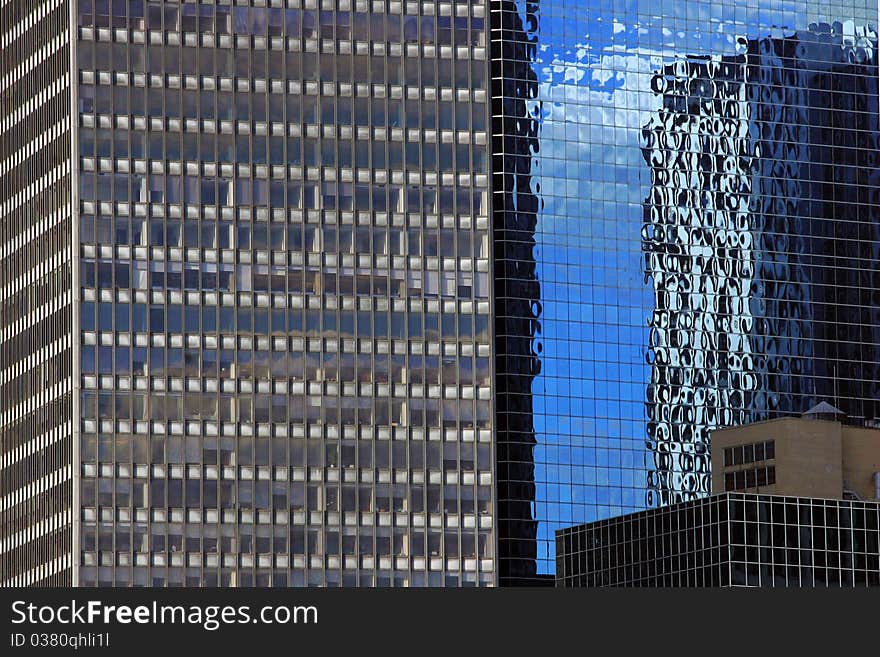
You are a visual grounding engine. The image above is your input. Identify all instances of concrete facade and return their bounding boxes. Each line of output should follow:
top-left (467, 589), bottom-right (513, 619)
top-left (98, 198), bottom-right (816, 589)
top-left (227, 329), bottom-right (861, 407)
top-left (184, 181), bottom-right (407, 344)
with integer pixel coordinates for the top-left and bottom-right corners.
top-left (711, 417), bottom-right (880, 501)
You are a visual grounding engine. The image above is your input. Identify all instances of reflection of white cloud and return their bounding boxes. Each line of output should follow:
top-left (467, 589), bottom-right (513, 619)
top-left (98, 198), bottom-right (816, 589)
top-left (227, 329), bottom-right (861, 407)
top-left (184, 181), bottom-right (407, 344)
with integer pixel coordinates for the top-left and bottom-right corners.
top-left (590, 66), bottom-right (621, 85)
top-left (533, 51), bottom-right (662, 250)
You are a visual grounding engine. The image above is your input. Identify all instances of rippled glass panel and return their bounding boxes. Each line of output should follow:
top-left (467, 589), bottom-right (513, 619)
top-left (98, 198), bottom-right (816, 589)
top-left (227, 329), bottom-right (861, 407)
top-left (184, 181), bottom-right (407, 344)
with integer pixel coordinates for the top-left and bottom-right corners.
top-left (492, 0), bottom-right (880, 583)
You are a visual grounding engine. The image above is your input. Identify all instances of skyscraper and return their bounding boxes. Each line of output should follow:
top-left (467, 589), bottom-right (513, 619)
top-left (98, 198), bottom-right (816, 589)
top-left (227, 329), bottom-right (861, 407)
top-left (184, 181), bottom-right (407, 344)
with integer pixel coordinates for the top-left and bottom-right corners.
top-left (1, 0), bottom-right (76, 587)
top-left (492, 1), bottom-right (880, 583)
top-left (3, 0), bottom-right (880, 588)
top-left (3, 0), bottom-right (495, 587)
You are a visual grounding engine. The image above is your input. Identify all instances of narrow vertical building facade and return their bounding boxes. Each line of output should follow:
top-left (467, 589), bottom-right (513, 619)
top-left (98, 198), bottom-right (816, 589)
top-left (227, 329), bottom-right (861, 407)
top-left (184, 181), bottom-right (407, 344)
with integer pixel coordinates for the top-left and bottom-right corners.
top-left (0, 0), bottom-right (76, 586)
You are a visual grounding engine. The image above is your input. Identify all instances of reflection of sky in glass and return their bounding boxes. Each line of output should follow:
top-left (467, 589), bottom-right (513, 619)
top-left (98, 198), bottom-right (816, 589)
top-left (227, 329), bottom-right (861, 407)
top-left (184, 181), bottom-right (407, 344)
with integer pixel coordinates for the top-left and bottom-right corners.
top-left (525, 0), bottom-right (879, 573)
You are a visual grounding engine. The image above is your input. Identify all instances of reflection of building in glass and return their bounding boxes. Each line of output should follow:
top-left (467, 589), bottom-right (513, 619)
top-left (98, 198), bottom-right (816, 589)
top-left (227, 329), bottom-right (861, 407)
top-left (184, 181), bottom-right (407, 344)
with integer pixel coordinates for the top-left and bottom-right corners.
top-left (745, 29), bottom-right (880, 425)
top-left (642, 25), bottom-right (880, 509)
top-left (641, 52), bottom-right (756, 507)
top-left (492, 1), bottom-right (880, 583)
top-left (491, 0), bottom-right (544, 585)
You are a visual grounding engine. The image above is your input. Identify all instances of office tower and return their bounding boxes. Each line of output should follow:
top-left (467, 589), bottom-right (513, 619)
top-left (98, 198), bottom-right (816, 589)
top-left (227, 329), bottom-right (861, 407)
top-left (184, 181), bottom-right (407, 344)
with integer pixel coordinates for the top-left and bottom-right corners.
top-left (556, 492), bottom-right (880, 587)
top-left (0, 1), bottom-right (76, 586)
top-left (4, 0), bottom-right (880, 589)
top-left (3, 1), bottom-right (495, 588)
top-left (492, 1), bottom-right (880, 583)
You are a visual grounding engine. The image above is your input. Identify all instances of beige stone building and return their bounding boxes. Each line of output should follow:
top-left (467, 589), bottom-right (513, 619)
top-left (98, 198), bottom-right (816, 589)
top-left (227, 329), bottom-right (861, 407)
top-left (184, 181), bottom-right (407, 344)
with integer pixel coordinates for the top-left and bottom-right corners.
top-left (711, 403), bottom-right (880, 501)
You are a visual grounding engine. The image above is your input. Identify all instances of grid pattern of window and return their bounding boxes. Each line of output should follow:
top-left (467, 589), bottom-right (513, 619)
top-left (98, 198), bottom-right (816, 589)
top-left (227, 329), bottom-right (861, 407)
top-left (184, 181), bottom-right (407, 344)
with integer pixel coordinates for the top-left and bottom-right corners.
top-left (5, 0), bottom-right (880, 591)
top-left (73, 0), bottom-right (494, 587)
top-left (722, 440), bottom-right (777, 491)
top-left (490, 0), bottom-right (543, 585)
top-left (557, 496), bottom-right (732, 587)
top-left (0, 0), bottom-right (75, 587)
top-left (557, 493), bottom-right (880, 587)
top-left (494, 0), bottom-right (880, 582)
top-left (724, 466), bottom-right (776, 492)
top-left (723, 441), bottom-right (775, 468)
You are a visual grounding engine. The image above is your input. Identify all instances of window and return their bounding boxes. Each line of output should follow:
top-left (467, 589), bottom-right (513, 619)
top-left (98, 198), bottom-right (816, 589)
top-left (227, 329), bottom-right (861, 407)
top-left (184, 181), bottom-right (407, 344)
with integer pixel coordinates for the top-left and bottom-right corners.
top-left (725, 466), bottom-right (776, 492)
top-left (97, 302), bottom-right (113, 330)
top-left (754, 442), bottom-right (765, 462)
top-left (725, 440), bottom-right (774, 470)
top-left (149, 305), bottom-right (165, 332)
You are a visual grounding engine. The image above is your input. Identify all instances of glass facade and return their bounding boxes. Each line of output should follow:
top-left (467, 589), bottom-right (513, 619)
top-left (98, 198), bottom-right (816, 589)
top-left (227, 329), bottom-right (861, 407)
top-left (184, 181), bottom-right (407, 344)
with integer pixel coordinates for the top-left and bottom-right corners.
top-left (556, 493), bottom-right (880, 587)
top-left (493, 0), bottom-right (880, 582)
top-left (3, 0), bottom-right (880, 589)
top-left (70, 0), bottom-right (493, 587)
